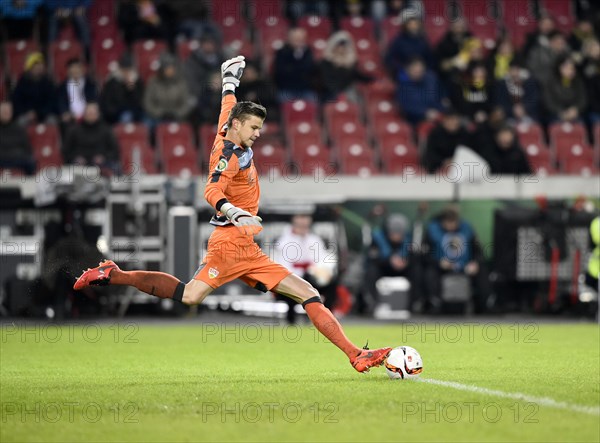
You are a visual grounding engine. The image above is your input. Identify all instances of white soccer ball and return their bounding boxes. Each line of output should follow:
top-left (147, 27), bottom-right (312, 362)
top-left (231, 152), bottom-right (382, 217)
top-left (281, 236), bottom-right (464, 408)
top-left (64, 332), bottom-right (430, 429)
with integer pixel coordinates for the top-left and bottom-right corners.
top-left (384, 346), bottom-right (423, 380)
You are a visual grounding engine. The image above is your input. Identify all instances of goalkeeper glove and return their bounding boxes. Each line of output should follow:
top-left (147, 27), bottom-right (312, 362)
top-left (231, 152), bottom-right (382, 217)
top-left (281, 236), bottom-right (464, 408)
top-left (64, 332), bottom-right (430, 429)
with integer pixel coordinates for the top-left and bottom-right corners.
top-left (221, 55), bottom-right (245, 92)
top-left (220, 202), bottom-right (263, 235)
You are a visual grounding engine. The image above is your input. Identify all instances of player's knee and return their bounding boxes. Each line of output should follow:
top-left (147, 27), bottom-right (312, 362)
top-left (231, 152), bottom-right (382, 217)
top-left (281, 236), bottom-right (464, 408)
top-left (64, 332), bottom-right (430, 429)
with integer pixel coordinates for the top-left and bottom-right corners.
top-left (181, 285), bottom-right (210, 305)
top-left (297, 283), bottom-right (321, 303)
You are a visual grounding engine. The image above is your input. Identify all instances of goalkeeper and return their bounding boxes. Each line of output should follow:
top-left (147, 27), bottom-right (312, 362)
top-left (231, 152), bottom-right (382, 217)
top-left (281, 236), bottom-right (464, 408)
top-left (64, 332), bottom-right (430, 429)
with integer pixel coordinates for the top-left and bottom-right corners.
top-left (74, 56), bottom-right (391, 373)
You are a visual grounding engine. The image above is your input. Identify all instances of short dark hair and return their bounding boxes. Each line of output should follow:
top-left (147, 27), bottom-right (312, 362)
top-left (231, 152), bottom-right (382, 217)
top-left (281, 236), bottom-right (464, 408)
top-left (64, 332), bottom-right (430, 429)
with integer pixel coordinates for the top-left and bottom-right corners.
top-left (66, 57), bottom-right (81, 68)
top-left (227, 101), bottom-right (267, 127)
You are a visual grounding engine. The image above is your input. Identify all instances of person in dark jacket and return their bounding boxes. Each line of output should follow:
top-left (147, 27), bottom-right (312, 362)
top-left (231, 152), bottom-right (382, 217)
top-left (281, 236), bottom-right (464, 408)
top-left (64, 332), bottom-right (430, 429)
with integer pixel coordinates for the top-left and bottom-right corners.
top-left (422, 109), bottom-right (470, 173)
top-left (449, 62), bottom-right (494, 122)
top-left (362, 213), bottom-right (424, 314)
top-left (45, 0), bottom-right (92, 52)
top-left (494, 60), bottom-right (540, 123)
top-left (317, 31), bottom-right (373, 102)
top-left (396, 57), bottom-right (444, 125)
top-left (56, 58), bottom-right (98, 125)
top-left (273, 27), bottom-right (317, 102)
top-left (424, 206), bottom-right (492, 313)
top-left (385, 16), bottom-right (433, 77)
top-left (236, 61), bottom-right (279, 122)
top-left (435, 18), bottom-right (473, 84)
top-left (99, 55), bottom-right (145, 124)
top-left (63, 102), bottom-right (119, 174)
top-left (480, 125), bottom-right (532, 175)
top-left (0, 0), bottom-right (42, 40)
top-left (0, 101), bottom-right (35, 175)
top-left (11, 52), bottom-right (57, 125)
top-left (543, 56), bottom-right (587, 122)
top-left (184, 34), bottom-right (225, 107)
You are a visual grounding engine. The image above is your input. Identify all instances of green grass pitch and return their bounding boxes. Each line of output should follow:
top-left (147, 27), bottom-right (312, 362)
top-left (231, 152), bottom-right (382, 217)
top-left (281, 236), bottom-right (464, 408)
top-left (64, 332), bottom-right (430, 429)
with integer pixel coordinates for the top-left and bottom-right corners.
top-left (1, 321), bottom-right (599, 442)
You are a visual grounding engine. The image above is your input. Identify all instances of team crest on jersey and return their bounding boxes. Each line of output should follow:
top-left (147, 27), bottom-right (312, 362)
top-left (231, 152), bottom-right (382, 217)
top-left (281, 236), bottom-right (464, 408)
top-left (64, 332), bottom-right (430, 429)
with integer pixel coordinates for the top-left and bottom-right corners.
top-left (216, 158), bottom-right (228, 172)
top-left (208, 267), bottom-right (219, 279)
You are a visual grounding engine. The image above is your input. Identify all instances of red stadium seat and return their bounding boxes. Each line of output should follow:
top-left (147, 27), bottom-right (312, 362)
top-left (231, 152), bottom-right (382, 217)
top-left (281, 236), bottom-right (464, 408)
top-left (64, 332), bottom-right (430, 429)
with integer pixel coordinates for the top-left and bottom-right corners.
top-left (50, 39), bottom-right (84, 82)
top-left (0, 70), bottom-right (7, 102)
top-left (298, 15), bottom-right (332, 59)
top-left (549, 122), bottom-right (588, 161)
top-left (5, 40), bottom-right (39, 82)
top-left (417, 120), bottom-right (437, 149)
top-left (556, 144), bottom-right (596, 175)
top-left (211, 0), bottom-right (244, 23)
top-left (290, 142), bottom-right (333, 176)
top-left (92, 37), bottom-right (125, 82)
top-left (114, 123), bottom-right (156, 174)
top-left (359, 78), bottom-right (396, 104)
top-left (281, 100), bottom-right (318, 125)
top-left (457, 0), bottom-right (499, 50)
top-left (27, 124), bottom-right (62, 170)
top-left (329, 121), bottom-right (368, 146)
top-left (257, 16), bottom-right (289, 71)
top-left (378, 138), bottom-right (421, 174)
top-left (366, 99), bottom-right (401, 126)
top-left (371, 118), bottom-right (413, 146)
top-left (252, 142), bottom-right (287, 177)
top-left (156, 122), bottom-right (199, 176)
top-left (593, 123), bottom-right (600, 165)
top-left (354, 36), bottom-right (379, 59)
top-left (340, 17), bottom-right (375, 41)
top-left (357, 52), bottom-right (385, 78)
top-left (288, 121), bottom-right (323, 154)
top-left (423, 0), bottom-right (449, 18)
top-left (539, 0), bottom-right (575, 33)
top-left (501, 0), bottom-right (536, 49)
top-left (424, 13), bottom-right (450, 46)
top-left (523, 143), bottom-right (555, 176)
top-left (515, 122), bottom-right (545, 148)
top-left (324, 100), bottom-right (361, 132)
top-left (246, 0), bottom-right (284, 22)
top-left (336, 139), bottom-right (377, 176)
top-left (132, 39), bottom-right (168, 82)
top-left (89, 0), bottom-right (116, 21)
top-left (198, 124), bottom-right (219, 153)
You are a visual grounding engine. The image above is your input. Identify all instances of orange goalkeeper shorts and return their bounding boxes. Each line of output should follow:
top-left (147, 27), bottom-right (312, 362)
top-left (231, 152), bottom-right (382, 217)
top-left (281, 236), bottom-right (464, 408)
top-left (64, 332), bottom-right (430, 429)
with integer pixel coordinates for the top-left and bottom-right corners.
top-left (194, 225), bottom-right (291, 292)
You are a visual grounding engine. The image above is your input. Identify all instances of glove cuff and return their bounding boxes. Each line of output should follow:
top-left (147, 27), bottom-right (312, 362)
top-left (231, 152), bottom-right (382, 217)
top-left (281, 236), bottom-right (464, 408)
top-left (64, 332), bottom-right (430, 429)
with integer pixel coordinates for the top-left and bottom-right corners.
top-left (220, 202), bottom-right (235, 218)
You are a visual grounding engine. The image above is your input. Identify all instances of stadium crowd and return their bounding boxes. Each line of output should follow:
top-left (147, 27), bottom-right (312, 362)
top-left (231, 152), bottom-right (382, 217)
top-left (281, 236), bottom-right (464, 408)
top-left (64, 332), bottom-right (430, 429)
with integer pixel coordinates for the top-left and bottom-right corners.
top-left (0, 0), bottom-right (599, 177)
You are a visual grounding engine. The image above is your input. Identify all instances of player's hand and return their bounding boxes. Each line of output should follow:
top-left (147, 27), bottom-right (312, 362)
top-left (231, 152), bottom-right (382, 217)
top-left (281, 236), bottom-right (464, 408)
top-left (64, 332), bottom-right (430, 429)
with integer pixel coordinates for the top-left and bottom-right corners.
top-left (221, 202), bottom-right (263, 235)
top-left (221, 56), bottom-right (245, 91)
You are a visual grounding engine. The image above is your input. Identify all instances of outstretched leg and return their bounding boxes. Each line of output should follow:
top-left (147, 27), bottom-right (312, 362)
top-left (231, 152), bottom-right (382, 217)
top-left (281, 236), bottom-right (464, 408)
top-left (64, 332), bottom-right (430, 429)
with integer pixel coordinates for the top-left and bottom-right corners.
top-left (74, 260), bottom-right (213, 305)
top-left (274, 273), bottom-right (391, 372)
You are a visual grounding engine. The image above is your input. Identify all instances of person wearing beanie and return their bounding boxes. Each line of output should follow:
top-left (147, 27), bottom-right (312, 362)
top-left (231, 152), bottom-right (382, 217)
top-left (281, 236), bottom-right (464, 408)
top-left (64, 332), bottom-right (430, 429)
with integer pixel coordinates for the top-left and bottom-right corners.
top-left (99, 54), bottom-right (145, 124)
top-left (11, 52), bottom-right (57, 125)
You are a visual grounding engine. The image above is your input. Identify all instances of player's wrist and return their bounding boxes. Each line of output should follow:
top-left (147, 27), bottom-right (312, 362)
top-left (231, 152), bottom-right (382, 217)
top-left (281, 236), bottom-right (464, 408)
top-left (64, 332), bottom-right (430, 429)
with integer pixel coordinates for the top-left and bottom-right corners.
top-left (220, 202), bottom-right (235, 218)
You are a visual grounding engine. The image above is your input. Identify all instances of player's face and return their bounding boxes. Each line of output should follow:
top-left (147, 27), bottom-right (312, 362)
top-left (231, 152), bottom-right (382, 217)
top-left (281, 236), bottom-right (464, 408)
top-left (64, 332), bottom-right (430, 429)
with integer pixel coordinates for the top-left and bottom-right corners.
top-left (237, 116), bottom-right (263, 148)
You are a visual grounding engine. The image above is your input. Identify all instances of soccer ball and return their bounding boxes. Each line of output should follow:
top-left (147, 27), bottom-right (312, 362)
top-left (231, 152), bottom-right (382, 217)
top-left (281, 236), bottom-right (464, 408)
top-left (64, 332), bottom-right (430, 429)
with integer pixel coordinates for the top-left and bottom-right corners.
top-left (384, 346), bottom-right (423, 380)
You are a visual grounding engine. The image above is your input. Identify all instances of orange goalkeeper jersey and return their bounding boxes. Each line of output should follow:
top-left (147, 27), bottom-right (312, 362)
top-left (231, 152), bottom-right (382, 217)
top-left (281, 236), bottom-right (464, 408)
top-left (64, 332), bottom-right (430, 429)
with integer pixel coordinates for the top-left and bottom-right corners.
top-left (204, 92), bottom-right (260, 226)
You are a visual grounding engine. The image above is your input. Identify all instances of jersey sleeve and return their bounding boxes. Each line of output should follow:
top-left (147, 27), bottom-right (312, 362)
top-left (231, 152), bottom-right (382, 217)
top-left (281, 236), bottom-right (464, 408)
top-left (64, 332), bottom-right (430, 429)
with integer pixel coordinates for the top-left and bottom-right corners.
top-left (217, 92), bottom-right (237, 136)
top-left (204, 149), bottom-right (240, 210)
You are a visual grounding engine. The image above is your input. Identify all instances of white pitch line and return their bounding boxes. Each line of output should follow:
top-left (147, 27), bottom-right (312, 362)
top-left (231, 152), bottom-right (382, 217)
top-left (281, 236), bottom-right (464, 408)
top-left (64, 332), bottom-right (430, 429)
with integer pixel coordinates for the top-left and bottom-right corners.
top-left (416, 378), bottom-right (600, 417)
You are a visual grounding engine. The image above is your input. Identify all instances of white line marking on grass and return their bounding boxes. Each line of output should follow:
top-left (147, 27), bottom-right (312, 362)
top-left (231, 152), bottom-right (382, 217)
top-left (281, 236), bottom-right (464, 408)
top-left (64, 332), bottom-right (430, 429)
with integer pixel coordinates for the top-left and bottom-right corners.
top-left (417, 378), bottom-right (600, 417)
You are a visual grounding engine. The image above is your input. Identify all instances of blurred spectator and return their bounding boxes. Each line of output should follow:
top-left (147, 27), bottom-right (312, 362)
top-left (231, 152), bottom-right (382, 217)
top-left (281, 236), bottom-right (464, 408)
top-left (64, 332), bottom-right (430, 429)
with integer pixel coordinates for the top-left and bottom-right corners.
top-left (184, 34), bottom-right (224, 102)
top-left (56, 58), bottom-right (98, 125)
top-left (273, 214), bottom-right (337, 324)
top-left (236, 61), bottom-right (279, 122)
top-left (170, 0), bottom-right (220, 42)
top-left (527, 30), bottom-right (570, 86)
top-left (488, 38), bottom-right (515, 80)
top-left (0, 101), bottom-right (35, 175)
top-left (522, 13), bottom-right (556, 58)
top-left (363, 213), bottom-right (424, 314)
top-left (422, 109), bottom-right (470, 173)
top-left (579, 39), bottom-right (600, 123)
top-left (543, 56), bottom-right (587, 122)
top-left (143, 53), bottom-right (193, 123)
top-left (45, 0), bottom-right (91, 54)
top-left (285, 0), bottom-right (329, 20)
top-left (385, 16), bottom-right (432, 77)
top-left (63, 102), bottom-right (119, 174)
top-left (371, 0), bottom-right (423, 21)
top-left (117, 0), bottom-right (172, 45)
top-left (470, 106), bottom-right (507, 152)
top-left (192, 71), bottom-right (221, 125)
top-left (396, 57), bottom-right (444, 125)
top-left (494, 60), bottom-right (540, 123)
top-left (0, 0), bottom-right (42, 40)
top-left (424, 206), bottom-right (491, 313)
top-left (99, 55), bottom-right (145, 124)
top-left (317, 31), bottom-right (373, 102)
top-left (586, 216), bottom-right (599, 292)
top-left (330, 0), bottom-right (370, 22)
top-left (273, 27), bottom-right (317, 102)
top-left (480, 125), bottom-right (532, 175)
top-left (11, 52), bottom-right (57, 125)
top-left (449, 62), bottom-right (493, 122)
top-left (435, 18), bottom-right (472, 82)
top-left (568, 19), bottom-right (596, 55)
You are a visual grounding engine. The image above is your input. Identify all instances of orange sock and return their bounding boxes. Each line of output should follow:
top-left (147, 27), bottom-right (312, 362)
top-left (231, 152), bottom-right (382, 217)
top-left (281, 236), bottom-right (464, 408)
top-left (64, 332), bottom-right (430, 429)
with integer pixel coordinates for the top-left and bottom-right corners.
top-left (110, 270), bottom-right (184, 300)
top-left (304, 299), bottom-right (361, 359)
